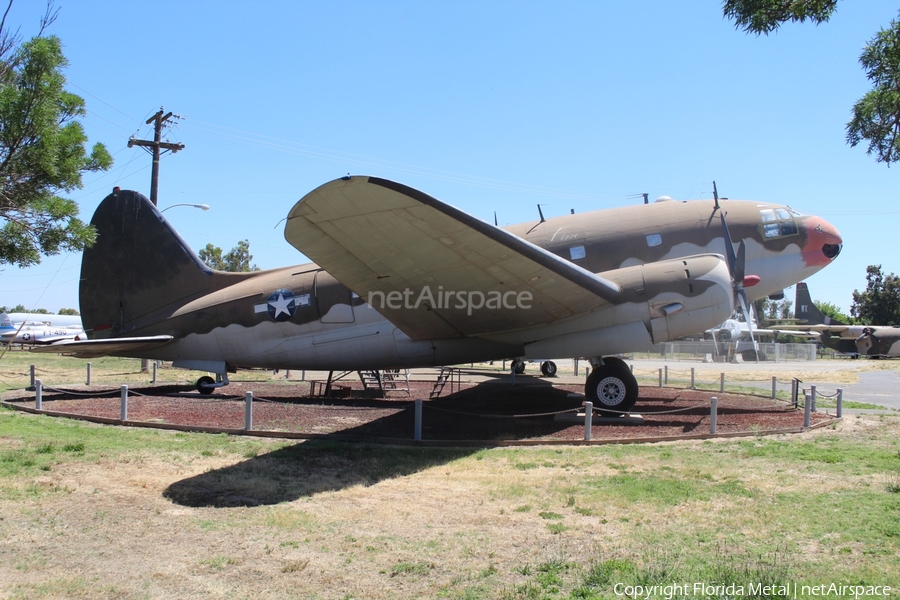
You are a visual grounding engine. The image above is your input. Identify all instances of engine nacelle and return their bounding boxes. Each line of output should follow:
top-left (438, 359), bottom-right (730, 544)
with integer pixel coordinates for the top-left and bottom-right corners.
top-left (524, 254), bottom-right (734, 358)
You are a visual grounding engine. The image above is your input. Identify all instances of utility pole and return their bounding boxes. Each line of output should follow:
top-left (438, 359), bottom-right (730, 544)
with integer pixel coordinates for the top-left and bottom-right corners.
top-left (128, 108), bottom-right (184, 206)
top-left (128, 109), bottom-right (184, 372)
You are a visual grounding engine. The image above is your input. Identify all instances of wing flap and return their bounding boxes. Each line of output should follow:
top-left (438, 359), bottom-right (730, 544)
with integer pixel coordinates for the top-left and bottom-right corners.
top-left (29, 336), bottom-right (174, 358)
top-left (285, 177), bottom-right (621, 339)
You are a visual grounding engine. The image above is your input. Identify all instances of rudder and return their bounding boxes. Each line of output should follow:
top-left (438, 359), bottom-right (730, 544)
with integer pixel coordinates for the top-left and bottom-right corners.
top-left (79, 189), bottom-right (213, 337)
top-left (794, 282), bottom-right (845, 326)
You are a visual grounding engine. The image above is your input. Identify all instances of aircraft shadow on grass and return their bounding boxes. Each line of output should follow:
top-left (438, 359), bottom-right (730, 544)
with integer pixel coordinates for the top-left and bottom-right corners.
top-left (159, 376), bottom-right (771, 507)
top-left (162, 376), bottom-right (578, 507)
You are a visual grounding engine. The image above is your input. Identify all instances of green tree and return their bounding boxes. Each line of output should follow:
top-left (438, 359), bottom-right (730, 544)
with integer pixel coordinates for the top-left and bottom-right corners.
top-left (0, 6), bottom-right (113, 267)
top-left (724, 1), bottom-right (900, 165)
top-left (199, 240), bottom-right (259, 272)
top-left (223, 239), bottom-right (259, 272)
top-left (58, 307), bottom-right (78, 315)
top-left (851, 264), bottom-right (900, 325)
top-left (753, 297), bottom-right (792, 326)
top-left (813, 300), bottom-right (852, 324)
top-left (198, 243), bottom-right (225, 270)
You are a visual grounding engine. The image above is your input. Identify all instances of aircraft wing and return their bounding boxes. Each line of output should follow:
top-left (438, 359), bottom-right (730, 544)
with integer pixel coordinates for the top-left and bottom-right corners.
top-left (763, 327), bottom-right (820, 338)
top-left (769, 324), bottom-right (848, 335)
top-left (29, 335), bottom-right (175, 358)
top-left (285, 176), bottom-right (621, 339)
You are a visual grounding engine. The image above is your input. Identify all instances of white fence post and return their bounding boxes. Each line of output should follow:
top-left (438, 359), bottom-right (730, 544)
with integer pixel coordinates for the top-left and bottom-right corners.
top-left (35, 379), bottom-right (42, 410)
top-left (584, 401), bottom-right (593, 441)
top-left (836, 388), bottom-right (843, 418)
top-left (771, 376), bottom-right (777, 400)
top-left (710, 397), bottom-right (718, 434)
top-left (245, 391), bottom-right (253, 431)
top-left (720, 372), bottom-right (725, 393)
top-left (86, 362), bottom-right (92, 386)
top-left (414, 398), bottom-right (423, 441)
top-left (803, 391), bottom-right (811, 428)
top-left (811, 385), bottom-right (817, 413)
top-left (120, 385), bottom-right (128, 421)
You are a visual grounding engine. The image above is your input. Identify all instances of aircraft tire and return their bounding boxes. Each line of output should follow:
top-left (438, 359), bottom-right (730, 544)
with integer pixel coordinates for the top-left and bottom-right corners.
top-left (540, 361), bottom-right (558, 377)
top-left (599, 356), bottom-right (629, 371)
top-left (197, 376), bottom-right (216, 395)
top-left (585, 361), bottom-right (638, 414)
top-left (513, 360), bottom-right (526, 374)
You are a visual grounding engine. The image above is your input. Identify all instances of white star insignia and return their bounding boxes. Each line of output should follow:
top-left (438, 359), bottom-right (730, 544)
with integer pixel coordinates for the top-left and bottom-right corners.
top-left (269, 293), bottom-right (293, 318)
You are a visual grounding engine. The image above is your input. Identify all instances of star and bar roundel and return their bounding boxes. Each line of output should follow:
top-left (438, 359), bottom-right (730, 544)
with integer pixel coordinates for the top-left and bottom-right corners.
top-left (254, 289), bottom-right (310, 322)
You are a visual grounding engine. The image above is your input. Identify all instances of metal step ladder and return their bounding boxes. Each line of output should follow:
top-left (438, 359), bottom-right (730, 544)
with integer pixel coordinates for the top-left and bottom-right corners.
top-left (430, 367), bottom-right (451, 399)
top-left (358, 369), bottom-right (410, 396)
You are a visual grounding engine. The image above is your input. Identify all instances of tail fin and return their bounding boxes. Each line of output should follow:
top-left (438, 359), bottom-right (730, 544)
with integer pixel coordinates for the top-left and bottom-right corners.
top-left (0, 312), bottom-right (13, 331)
top-left (794, 282), bottom-right (845, 325)
top-left (80, 190), bottom-right (229, 337)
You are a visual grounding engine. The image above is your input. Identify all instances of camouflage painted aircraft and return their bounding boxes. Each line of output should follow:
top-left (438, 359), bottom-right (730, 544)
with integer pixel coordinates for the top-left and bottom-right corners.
top-left (33, 176), bottom-right (843, 411)
top-left (793, 282), bottom-right (900, 358)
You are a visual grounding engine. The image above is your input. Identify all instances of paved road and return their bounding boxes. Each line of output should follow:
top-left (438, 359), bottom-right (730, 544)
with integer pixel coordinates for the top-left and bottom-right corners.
top-left (830, 370), bottom-right (900, 410)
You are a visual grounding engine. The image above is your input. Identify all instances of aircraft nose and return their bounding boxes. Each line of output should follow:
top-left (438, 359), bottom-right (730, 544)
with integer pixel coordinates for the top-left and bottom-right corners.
top-left (801, 216), bottom-right (842, 266)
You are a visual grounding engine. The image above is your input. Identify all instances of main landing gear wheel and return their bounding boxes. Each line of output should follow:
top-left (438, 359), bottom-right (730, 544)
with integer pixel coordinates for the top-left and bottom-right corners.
top-left (197, 376), bottom-right (216, 395)
top-left (540, 361), bottom-right (558, 377)
top-left (512, 360), bottom-right (526, 374)
top-left (585, 360), bottom-right (638, 414)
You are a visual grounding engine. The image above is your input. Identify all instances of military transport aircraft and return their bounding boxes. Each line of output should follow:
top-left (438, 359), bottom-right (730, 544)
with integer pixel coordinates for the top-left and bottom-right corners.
top-left (792, 282), bottom-right (900, 358)
top-left (33, 176), bottom-right (843, 412)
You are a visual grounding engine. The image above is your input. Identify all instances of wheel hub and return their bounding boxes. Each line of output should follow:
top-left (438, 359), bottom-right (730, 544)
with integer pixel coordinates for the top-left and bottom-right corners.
top-left (596, 376), bottom-right (626, 406)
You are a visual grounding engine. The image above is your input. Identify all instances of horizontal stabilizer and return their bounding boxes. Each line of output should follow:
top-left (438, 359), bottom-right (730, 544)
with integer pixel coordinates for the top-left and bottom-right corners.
top-left (30, 335), bottom-right (175, 358)
top-left (285, 176), bottom-right (620, 339)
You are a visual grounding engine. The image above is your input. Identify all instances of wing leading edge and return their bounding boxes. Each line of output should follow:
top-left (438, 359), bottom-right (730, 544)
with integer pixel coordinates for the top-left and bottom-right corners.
top-left (284, 176), bottom-right (622, 339)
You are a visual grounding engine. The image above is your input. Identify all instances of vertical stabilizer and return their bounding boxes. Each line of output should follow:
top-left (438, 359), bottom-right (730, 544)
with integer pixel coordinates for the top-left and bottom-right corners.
top-left (79, 190), bottom-right (215, 337)
top-left (794, 282), bottom-right (845, 326)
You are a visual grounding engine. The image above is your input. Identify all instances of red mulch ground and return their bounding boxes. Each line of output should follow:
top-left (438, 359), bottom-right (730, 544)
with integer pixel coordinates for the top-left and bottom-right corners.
top-left (1, 376), bottom-right (836, 444)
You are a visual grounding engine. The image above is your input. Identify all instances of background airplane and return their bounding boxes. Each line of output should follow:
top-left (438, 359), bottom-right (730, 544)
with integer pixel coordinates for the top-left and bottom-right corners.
top-left (2, 312), bottom-right (83, 328)
top-left (34, 177), bottom-right (842, 412)
top-left (703, 303), bottom-right (817, 361)
top-left (1, 313), bottom-right (85, 345)
top-left (793, 282), bottom-right (900, 358)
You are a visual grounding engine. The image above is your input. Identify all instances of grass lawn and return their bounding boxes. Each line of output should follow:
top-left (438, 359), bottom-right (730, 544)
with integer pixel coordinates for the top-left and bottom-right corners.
top-left (0, 403), bottom-right (898, 599)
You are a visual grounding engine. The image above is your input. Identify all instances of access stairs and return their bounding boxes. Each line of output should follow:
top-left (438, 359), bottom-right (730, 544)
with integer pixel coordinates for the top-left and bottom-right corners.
top-left (358, 369), bottom-right (410, 396)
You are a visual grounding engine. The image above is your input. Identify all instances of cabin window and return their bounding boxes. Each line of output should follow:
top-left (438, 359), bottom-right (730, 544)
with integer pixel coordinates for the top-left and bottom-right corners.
top-left (569, 245), bottom-right (586, 260)
top-left (646, 233), bottom-right (662, 247)
top-left (760, 208), bottom-right (798, 239)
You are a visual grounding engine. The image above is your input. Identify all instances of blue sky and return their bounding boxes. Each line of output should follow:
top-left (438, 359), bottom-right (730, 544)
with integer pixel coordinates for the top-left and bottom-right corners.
top-left (1, 0), bottom-right (897, 316)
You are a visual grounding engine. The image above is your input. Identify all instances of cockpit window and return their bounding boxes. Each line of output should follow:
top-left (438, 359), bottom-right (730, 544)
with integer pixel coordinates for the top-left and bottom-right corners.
top-left (760, 208), bottom-right (799, 239)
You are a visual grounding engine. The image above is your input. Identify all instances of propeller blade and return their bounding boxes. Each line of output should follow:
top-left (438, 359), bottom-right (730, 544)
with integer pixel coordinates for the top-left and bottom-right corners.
top-left (735, 240), bottom-right (746, 284)
top-left (719, 213), bottom-right (737, 273)
top-left (738, 290), bottom-right (759, 363)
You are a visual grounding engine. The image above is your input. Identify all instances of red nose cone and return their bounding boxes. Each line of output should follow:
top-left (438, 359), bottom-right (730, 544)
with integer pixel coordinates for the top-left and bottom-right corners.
top-left (801, 216), bottom-right (843, 267)
top-left (743, 275), bottom-right (761, 287)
